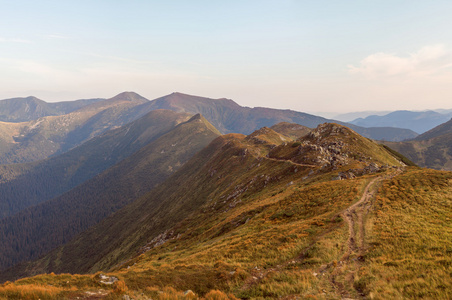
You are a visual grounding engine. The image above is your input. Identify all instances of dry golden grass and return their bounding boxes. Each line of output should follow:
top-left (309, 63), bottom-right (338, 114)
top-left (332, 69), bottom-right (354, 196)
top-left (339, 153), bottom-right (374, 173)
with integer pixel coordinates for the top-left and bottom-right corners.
top-left (361, 168), bottom-right (452, 299)
top-left (5, 126), bottom-right (450, 299)
top-left (0, 282), bottom-right (69, 300)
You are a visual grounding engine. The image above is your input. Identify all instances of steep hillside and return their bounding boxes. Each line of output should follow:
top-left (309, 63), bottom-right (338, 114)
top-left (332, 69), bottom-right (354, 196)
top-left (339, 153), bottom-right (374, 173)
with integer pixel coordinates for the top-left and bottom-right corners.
top-left (2, 166), bottom-right (451, 299)
top-left (0, 109), bottom-right (191, 219)
top-left (351, 110), bottom-right (452, 134)
top-left (1, 123), bottom-right (406, 286)
top-left (0, 114), bottom-right (220, 272)
top-left (147, 92), bottom-right (418, 141)
top-left (383, 119), bottom-right (452, 170)
top-left (0, 92), bottom-right (149, 164)
top-left (0, 96), bottom-right (103, 122)
top-left (414, 117), bottom-right (452, 140)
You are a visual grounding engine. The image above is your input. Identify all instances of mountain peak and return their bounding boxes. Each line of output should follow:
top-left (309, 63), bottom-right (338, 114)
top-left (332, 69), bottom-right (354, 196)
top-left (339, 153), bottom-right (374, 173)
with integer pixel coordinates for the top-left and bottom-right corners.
top-left (270, 122), bottom-right (311, 140)
top-left (185, 113), bottom-right (222, 135)
top-left (269, 122), bottom-right (404, 172)
top-left (23, 96), bottom-right (43, 102)
top-left (110, 91), bottom-right (149, 102)
top-left (306, 122), bottom-right (354, 141)
top-left (188, 113), bottom-right (202, 121)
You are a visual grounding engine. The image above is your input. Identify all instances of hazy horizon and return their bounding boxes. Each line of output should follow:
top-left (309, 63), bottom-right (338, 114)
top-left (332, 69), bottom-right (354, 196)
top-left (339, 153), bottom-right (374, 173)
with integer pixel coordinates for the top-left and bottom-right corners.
top-left (2, 1), bottom-right (452, 114)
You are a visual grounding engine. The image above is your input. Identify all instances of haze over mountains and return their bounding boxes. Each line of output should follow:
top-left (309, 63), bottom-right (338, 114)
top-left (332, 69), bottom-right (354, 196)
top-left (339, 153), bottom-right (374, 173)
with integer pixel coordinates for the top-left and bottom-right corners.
top-left (0, 92), bottom-right (153, 164)
top-left (0, 96), bottom-right (104, 122)
top-left (350, 110), bottom-right (452, 134)
top-left (0, 92), bottom-right (418, 156)
top-left (0, 91), bottom-right (451, 299)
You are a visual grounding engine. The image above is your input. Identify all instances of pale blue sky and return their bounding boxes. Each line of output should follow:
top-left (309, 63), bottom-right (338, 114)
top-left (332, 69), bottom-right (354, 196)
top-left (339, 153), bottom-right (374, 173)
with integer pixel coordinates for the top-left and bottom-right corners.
top-left (1, 1), bottom-right (452, 114)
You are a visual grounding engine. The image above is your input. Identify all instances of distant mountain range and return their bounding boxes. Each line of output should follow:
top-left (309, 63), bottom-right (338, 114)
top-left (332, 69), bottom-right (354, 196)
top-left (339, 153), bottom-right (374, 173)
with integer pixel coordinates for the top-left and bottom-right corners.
top-left (0, 96), bottom-right (103, 122)
top-left (0, 93), bottom-right (418, 165)
top-left (0, 92), bottom-right (153, 164)
top-left (145, 92), bottom-right (418, 141)
top-left (350, 110), bottom-right (452, 134)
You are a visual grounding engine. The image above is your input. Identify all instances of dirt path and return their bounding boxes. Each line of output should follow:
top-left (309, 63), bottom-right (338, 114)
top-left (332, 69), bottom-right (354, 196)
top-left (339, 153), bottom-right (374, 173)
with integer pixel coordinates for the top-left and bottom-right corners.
top-left (239, 169), bottom-right (402, 298)
top-left (264, 156), bottom-right (318, 168)
top-left (239, 177), bottom-right (380, 294)
top-left (327, 170), bottom-right (402, 299)
top-left (343, 176), bottom-right (379, 260)
top-left (327, 176), bottom-right (381, 299)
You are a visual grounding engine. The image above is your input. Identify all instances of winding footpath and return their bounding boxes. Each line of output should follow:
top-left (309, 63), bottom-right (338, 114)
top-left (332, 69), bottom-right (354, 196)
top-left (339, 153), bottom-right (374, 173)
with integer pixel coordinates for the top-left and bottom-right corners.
top-left (328, 170), bottom-right (402, 299)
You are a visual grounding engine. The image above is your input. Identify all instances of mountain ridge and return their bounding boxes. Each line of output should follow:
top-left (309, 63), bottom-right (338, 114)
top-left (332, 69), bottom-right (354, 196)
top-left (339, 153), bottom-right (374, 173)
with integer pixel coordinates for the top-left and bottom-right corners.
top-left (350, 110), bottom-right (452, 134)
top-left (145, 92), bottom-right (418, 141)
top-left (0, 96), bottom-right (104, 123)
top-left (0, 111), bottom-right (220, 271)
top-left (0, 93), bottom-right (155, 164)
top-left (1, 122), bottom-right (405, 281)
top-left (0, 109), bottom-right (192, 219)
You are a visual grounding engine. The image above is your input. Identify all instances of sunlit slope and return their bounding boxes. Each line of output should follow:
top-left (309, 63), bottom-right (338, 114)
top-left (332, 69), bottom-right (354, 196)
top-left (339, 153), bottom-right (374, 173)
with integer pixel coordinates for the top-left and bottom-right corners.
top-left (270, 122), bottom-right (311, 140)
top-left (1, 123), bottom-right (407, 290)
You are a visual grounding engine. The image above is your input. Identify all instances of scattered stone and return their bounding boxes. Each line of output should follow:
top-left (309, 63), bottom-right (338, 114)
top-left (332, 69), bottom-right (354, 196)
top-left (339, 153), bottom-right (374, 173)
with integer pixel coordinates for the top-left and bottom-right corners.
top-left (184, 290), bottom-right (196, 297)
top-left (99, 274), bottom-right (118, 285)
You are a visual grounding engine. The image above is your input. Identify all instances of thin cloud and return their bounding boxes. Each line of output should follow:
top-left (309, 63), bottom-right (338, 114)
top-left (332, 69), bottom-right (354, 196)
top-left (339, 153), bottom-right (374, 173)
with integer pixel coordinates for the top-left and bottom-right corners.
top-left (0, 37), bottom-right (32, 43)
top-left (44, 34), bottom-right (71, 40)
top-left (86, 52), bottom-right (158, 65)
top-left (348, 45), bottom-right (452, 79)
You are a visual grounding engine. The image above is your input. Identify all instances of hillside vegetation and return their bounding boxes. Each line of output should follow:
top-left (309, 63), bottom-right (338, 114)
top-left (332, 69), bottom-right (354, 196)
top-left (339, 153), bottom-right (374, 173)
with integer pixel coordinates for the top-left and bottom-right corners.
top-left (3, 123), bottom-right (440, 300)
top-left (0, 109), bottom-right (191, 219)
top-left (383, 118), bottom-right (452, 170)
top-left (0, 113), bottom-right (220, 272)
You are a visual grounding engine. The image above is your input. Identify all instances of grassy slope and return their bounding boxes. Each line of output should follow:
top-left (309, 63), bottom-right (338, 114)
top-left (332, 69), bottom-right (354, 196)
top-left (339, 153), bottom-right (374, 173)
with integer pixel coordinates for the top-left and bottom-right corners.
top-left (360, 168), bottom-right (452, 299)
top-left (0, 113), bottom-right (220, 273)
top-left (1, 123), bottom-right (433, 300)
top-left (0, 109), bottom-right (190, 219)
top-left (270, 122), bottom-right (311, 140)
top-left (384, 131), bottom-right (452, 171)
top-left (3, 167), bottom-right (451, 299)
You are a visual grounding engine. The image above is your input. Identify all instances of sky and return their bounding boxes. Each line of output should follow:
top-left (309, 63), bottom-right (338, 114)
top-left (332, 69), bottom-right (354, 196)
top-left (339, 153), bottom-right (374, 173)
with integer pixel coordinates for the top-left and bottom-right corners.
top-left (1, 1), bottom-right (452, 116)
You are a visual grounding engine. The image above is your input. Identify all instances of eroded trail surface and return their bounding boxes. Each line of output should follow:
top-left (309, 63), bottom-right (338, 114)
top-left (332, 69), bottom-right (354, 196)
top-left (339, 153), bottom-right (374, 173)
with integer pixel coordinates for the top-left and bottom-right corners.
top-left (239, 170), bottom-right (402, 299)
top-left (328, 171), bottom-right (401, 299)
